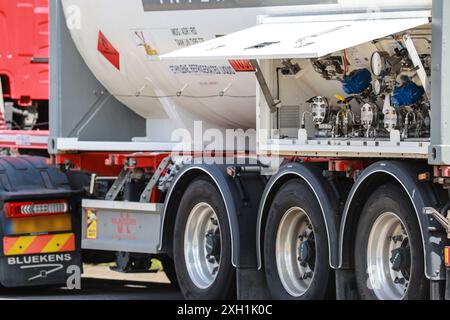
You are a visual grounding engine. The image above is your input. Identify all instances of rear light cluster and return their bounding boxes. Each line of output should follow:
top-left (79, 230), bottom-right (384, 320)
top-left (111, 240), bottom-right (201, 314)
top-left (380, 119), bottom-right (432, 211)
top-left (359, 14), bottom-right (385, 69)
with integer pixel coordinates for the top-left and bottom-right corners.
top-left (4, 200), bottom-right (69, 219)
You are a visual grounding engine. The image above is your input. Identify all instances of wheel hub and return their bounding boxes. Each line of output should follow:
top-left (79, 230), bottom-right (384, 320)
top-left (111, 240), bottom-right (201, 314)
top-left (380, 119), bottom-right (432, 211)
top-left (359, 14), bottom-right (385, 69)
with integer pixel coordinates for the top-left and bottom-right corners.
top-left (298, 239), bottom-right (315, 268)
top-left (366, 212), bottom-right (411, 300)
top-left (276, 207), bottom-right (316, 297)
top-left (390, 246), bottom-right (410, 273)
top-left (184, 202), bottom-right (222, 289)
top-left (205, 231), bottom-right (221, 258)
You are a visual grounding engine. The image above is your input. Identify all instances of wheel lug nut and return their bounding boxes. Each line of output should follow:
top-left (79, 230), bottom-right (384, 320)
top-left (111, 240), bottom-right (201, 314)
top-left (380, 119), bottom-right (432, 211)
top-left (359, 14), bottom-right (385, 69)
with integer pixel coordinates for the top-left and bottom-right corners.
top-left (391, 235), bottom-right (404, 243)
top-left (302, 272), bottom-right (313, 280)
top-left (394, 277), bottom-right (406, 285)
top-left (212, 266), bottom-right (219, 275)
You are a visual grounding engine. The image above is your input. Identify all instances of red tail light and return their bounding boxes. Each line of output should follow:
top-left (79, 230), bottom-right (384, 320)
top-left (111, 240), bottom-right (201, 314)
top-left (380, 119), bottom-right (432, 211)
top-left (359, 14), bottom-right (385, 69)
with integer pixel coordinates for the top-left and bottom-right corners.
top-left (4, 200), bottom-right (69, 219)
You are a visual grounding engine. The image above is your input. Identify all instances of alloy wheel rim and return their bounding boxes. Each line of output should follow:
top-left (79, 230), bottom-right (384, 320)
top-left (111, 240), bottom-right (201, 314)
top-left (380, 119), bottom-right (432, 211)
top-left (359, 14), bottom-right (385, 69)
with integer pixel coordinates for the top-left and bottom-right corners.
top-left (184, 202), bottom-right (221, 289)
top-left (276, 207), bottom-right (316, 297)
top-left (366, 212), bottom-right (411, 300)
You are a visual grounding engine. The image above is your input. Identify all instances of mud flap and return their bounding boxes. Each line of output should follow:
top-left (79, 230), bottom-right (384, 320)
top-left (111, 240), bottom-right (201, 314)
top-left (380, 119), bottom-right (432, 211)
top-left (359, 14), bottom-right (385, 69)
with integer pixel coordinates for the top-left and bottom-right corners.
top-left (0, 252), bottom-right (82, 288)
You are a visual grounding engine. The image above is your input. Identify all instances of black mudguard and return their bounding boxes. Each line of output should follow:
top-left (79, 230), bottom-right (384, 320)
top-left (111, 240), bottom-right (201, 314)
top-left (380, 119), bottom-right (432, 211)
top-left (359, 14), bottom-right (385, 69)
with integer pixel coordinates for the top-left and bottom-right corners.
top-left (0, 156), bottom-right (82, 287)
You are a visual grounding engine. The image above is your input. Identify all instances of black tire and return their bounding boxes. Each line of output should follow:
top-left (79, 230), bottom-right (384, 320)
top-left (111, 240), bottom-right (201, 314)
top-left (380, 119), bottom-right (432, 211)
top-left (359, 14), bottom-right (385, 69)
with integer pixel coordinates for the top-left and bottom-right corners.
top-left (159, 255), bottom-right (179, 288)
top-left (355, 184), bottom-right (429, 300)
top-left (264, 179), bottom-right (332, 300)
top-left (173, 177), bottom-right (235, 300)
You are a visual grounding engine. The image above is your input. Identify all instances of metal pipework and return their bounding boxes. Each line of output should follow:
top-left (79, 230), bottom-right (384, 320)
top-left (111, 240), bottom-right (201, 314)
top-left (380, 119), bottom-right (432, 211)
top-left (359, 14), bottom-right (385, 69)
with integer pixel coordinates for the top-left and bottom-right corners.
top-left (227, 165), bottom-right (264, 179)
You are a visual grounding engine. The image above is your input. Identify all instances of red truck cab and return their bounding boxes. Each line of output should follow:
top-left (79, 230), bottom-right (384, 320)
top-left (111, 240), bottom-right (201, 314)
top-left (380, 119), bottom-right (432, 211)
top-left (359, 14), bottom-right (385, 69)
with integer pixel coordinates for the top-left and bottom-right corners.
top-left (0, 0), bottom-right (49, 150)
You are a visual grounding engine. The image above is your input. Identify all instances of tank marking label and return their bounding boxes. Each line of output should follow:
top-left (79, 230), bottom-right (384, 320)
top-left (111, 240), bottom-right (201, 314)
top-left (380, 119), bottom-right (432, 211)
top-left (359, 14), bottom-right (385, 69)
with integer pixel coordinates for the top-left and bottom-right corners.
top-left (132, 27), bottom-right (206, 58)
top-left (174, 37), bottom-right (205, 48)
top-left (170, 26), bottom-right (205, 48)
top-left (142, 0), bottom-right (337, 11)
top-left (169, 64), bottom-right (236, 75)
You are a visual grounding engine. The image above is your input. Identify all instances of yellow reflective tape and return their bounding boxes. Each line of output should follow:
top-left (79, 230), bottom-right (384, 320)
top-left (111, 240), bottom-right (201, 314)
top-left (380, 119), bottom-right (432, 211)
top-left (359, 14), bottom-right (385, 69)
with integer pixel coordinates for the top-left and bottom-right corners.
top-left (445, 247), bottom-right (450, 267)
top-left (7, 236), bottom-right (37, 256)
top-left (41, 233), bottom-right (72, 253)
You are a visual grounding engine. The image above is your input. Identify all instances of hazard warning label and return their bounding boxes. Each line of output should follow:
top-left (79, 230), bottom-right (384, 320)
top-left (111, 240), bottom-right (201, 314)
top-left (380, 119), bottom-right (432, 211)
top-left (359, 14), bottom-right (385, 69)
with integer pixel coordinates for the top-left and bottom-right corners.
top-left (97, 31), bottom-right (121, 70)
top-left (86, 209), bottom-right (98, 240)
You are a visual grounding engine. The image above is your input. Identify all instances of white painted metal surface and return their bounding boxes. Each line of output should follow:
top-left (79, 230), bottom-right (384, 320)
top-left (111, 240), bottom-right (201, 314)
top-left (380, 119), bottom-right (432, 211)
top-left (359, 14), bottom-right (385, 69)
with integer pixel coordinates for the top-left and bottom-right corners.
top-left (82, 199), bottom-right (162, 212)
top-left (0, 131), bottom-right (49, 149)
top-left (162, 12), bottom-right (430, 60)
top-left (260, 140), bottom-right (430, 159)
top-left (54, 138), bottom-right (180, 152)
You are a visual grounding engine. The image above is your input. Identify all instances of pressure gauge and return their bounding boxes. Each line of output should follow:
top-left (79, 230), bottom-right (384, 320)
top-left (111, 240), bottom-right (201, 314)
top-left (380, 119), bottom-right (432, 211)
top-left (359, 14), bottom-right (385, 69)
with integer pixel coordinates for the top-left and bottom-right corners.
top-left (371, 51), bottom-right (389, 77)
top-left (373, 79), bottom-right (383, 95)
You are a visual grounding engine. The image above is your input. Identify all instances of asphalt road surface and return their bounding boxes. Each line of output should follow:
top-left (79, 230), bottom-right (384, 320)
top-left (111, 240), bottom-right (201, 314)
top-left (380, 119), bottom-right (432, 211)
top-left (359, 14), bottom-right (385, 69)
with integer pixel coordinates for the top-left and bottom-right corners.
top-left (0, 265), bottom-right (183, 300)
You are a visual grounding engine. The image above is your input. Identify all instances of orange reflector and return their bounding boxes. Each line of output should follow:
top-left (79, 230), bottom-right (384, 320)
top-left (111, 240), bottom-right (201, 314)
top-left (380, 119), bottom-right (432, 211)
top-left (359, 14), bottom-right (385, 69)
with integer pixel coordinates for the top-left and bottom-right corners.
top-left (229, 60), bottom-right (256, 72)
top-left (3, 233), bottom-right (75, 256)
top-left (444, 247), bottom-right (450, 268)
top-left (8, 214), bottom-right (72, 235)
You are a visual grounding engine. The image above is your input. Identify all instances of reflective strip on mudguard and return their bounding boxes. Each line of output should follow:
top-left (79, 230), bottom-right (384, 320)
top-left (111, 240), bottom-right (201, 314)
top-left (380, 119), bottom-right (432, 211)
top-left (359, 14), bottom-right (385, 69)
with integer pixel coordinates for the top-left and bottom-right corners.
top-left (3, 233), bottom-right (75, 256)
top-left (445, 247), bottom-right (450, 268)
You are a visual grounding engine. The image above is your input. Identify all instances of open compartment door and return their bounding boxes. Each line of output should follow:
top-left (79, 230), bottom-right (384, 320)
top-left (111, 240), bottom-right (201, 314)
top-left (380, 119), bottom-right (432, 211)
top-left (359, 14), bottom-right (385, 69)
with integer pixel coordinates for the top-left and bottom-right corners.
top-left (161, 11), bottom-right (430, 61)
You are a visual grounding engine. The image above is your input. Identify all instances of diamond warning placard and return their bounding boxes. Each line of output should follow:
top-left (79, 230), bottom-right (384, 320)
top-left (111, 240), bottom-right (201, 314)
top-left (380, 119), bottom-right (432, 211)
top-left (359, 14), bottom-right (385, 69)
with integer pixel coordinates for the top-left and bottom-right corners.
top-left (97, 31), bottom-right (120, 70)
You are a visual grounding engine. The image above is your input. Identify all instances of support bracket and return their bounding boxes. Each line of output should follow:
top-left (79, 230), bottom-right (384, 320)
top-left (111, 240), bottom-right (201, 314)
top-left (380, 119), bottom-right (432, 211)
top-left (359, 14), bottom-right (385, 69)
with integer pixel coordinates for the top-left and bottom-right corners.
top-left (250, 59), bottom-right (281, 113)
top-left (140, 157), bottom-right (172, 202)
top-left (403, 33), bottom-right (430, 99)
top-left (105, 169), bottom-right (132, 201)
top-left (424, 207), bottom-right (450, 238)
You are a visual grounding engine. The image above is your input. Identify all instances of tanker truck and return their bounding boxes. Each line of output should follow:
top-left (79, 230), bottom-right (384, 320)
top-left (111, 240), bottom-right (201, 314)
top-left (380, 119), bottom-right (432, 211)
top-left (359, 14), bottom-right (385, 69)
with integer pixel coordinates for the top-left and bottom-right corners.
top-left (1, 0), bottom-right (449, 300)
